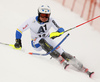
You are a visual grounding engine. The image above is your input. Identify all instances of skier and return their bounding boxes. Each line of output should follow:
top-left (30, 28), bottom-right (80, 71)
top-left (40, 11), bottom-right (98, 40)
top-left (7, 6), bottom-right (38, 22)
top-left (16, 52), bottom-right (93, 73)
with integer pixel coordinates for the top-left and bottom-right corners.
top-left (14, 5), bottom-right (94, 77)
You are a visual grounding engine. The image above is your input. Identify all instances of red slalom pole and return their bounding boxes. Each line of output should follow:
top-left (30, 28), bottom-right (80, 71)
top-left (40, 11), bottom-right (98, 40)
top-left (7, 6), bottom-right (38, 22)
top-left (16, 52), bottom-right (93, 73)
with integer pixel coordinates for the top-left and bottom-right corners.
top-left (81, 0), bottom-right (87, 17)
top-left (71, 0), bottom-right (76, 11)
top-left (90, 0), bottom-right (97, 25)
top-left (64, 15), bottom-right (100, 33)
top-left (62, 0), bottom-right (66, 6)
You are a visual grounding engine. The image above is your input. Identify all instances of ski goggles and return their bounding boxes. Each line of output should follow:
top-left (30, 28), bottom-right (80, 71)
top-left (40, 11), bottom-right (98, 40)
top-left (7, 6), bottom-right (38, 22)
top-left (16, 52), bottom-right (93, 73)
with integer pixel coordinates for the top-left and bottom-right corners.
top-left (40, 14), bottom-right (50, 18)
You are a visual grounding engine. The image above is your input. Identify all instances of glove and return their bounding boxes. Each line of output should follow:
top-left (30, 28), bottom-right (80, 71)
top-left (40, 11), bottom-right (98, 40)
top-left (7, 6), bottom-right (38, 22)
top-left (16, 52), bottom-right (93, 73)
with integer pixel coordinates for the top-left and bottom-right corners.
top-left (14, 39), bottom-right (22, 48)
top-left (50, 28), bottom-right (64, 39)
top-left (50, 32), bottom-right (64, 39)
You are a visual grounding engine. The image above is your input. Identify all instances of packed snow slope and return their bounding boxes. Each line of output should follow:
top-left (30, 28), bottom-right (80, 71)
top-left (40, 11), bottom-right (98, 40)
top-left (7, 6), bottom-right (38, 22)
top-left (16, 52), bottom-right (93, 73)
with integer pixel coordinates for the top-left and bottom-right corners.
top-left (0, 0), bottom-right (100, 82)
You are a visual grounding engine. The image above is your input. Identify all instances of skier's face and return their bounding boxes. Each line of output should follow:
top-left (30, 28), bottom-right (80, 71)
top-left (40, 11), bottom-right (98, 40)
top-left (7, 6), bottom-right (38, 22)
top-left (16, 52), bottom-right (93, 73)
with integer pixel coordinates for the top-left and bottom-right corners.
top-left (39, 13), bottom-right (50, 22)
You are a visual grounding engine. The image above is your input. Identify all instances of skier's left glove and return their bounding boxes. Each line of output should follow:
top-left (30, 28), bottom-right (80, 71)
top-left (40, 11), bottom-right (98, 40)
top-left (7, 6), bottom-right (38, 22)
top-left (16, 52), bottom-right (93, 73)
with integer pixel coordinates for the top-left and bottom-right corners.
top-left (14, 39), bottom-right (22, 48)
top-left (50, 28), bottom-right (64, 39)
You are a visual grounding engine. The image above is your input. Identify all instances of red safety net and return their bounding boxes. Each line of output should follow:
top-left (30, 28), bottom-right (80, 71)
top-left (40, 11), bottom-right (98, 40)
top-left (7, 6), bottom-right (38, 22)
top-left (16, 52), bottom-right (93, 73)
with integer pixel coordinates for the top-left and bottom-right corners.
top-left (53, 0), bottom-right (100, 32)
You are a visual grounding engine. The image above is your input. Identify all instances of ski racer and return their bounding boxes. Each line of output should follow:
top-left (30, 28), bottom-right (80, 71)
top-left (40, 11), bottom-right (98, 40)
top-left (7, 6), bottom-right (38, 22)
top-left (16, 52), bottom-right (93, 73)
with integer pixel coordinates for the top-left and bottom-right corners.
top-left (14, 5), bottom-right (94, 77)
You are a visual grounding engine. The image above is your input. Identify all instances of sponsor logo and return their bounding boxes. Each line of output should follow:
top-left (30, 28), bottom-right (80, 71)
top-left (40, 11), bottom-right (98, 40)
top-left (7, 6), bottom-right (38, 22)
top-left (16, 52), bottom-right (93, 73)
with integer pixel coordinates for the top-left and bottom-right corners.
top-left (23, 24), bottom-right (28, 29)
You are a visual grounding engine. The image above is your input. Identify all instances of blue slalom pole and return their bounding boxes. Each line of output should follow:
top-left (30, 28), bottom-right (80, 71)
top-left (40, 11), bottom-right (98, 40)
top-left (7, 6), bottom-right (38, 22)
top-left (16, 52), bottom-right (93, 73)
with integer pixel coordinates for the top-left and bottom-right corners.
top-left (29, 33), bottom-right (70, 56)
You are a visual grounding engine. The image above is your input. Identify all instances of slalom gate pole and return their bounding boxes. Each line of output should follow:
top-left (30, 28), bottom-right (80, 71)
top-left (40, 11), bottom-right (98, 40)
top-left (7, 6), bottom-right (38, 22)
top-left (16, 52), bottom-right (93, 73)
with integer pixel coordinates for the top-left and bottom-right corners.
top-left (46, 33), bottom-right (70, 55)
top-left (29, 33), bottom-right (70, 56)
top-left (64, 15), bottom-right (100, 33)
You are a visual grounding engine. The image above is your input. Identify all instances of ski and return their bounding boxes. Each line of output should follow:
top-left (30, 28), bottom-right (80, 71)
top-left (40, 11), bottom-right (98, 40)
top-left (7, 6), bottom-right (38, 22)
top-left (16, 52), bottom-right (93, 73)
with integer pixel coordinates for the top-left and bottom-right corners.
top-left (29, 33), bottom-right (70, 56)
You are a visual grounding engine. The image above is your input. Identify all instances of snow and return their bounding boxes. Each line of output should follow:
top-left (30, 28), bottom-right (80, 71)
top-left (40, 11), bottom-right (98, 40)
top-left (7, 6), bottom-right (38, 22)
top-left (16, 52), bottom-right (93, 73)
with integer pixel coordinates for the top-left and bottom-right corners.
top-left (0, 0), bottom-right (100, 82)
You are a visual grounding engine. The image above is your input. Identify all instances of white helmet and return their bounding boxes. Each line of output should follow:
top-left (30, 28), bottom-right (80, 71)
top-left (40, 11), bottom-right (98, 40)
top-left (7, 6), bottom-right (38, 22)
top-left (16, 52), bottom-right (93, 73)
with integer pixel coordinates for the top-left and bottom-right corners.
top-left (38, 5), bottom-right (51, 14)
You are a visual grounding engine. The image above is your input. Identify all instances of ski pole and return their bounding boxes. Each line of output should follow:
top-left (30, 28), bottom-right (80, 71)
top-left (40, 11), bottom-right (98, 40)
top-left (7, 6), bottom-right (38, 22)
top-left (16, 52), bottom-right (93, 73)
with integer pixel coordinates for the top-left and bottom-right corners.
top-left (0, 42), bottom-right (21, 50)
top-left (64, 15), bottom-right (100, 33)
top-left (0, 42), bottom-right (9, 45)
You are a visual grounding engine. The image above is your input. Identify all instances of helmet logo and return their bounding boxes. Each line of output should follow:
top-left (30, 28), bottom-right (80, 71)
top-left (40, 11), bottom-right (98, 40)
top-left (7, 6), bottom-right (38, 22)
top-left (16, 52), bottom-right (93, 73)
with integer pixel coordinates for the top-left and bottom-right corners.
top-left (42, 9), bottom-right (49, 13)
top-left (42, 9), bottom-right (44, 11)
top-left (41, 5), bottom-right (44, 7)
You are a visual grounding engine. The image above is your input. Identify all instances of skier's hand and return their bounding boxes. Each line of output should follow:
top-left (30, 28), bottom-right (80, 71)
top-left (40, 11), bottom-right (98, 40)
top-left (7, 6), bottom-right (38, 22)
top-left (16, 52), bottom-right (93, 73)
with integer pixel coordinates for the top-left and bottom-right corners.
top-left (14, 39), bottom-right (22, 48)
top-left (50, 28), bottom-right (64, 39)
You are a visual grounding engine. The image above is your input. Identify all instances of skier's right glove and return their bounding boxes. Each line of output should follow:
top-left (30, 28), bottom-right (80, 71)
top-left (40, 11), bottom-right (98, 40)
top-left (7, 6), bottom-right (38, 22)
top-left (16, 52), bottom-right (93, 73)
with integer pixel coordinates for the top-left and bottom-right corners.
top-left (14, 39), bottom-right (22, 48)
